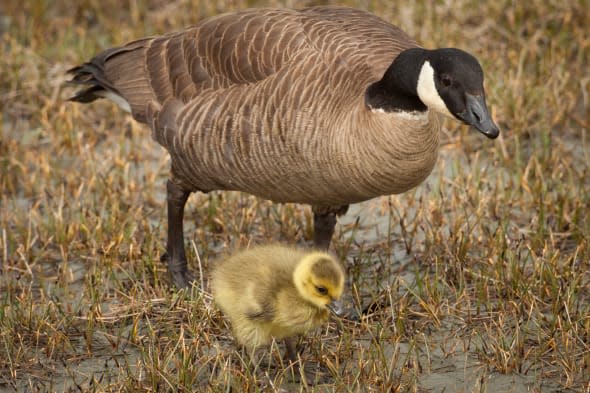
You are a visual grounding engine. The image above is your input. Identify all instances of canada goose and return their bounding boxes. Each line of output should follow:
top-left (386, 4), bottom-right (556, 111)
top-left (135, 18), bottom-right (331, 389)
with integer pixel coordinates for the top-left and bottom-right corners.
top-left (67, 6), bottom-right (499, 288)
top-left (210, 244), bottom-right (345, 364)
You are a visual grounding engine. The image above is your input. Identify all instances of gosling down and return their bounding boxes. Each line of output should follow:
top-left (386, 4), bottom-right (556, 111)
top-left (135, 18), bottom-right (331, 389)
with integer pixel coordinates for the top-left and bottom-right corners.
top-left (210, 245), bottom-right (345, 363)
top-left (67, 6), bottom-right (499, 288)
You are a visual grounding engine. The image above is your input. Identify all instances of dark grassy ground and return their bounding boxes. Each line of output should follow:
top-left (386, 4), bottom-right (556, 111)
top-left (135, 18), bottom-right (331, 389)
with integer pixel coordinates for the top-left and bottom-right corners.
top-left (1, 0), bottom-right (589, 391)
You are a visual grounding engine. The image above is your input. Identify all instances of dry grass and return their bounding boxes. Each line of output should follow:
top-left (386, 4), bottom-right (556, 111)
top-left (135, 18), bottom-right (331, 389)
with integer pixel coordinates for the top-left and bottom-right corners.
top-left (1, 0), bottom-right (589, 392)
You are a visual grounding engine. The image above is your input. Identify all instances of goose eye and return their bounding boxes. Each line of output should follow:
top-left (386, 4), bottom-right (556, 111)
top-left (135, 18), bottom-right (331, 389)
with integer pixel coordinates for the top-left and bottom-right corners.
top-left (441, 74), bottom-right (452, 87)
top-left (315, 286), bottom-right (328, 295)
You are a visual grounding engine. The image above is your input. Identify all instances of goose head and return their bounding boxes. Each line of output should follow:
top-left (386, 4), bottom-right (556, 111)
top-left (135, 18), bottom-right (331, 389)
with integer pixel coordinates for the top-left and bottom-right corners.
top-left (293, 252), bottom-right (345, 315)
top-left (367, 47), bottom-right (499, 139)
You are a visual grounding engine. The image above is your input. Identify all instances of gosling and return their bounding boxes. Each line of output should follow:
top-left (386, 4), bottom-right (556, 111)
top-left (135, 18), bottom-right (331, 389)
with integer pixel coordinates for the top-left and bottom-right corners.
top-left (211, 245), bottom-right (345, 363)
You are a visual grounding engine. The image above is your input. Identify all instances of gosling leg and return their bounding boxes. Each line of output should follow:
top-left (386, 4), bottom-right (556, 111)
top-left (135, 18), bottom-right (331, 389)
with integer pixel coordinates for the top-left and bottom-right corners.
top-left (162, 179), bottom-right (193, 288)
top-left (284, 337), bottom-right (298, 364)
top-left (283, 337), bottom-right (305, 381)
top-left (312, 205), bottom-right (349, 249)
top-left (284, 337), bottom-right (322, 384)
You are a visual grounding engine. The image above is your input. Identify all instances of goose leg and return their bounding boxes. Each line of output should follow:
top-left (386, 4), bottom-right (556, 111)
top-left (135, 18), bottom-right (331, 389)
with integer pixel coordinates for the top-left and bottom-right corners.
top-left (312, 205), bottom-right (349, 249)
top-left (163, 179), bottom-right (193, 288)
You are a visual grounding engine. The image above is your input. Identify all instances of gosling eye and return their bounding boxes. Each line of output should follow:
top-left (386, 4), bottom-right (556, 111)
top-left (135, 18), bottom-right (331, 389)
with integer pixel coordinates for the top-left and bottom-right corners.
top-left (315, 286), bottom-right (328, 295)
top-left (440, 74), bottom-right (452, 87)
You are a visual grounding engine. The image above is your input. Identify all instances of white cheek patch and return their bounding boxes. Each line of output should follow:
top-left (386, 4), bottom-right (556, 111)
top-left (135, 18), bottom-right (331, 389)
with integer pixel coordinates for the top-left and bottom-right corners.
top-left (416, 61), bottom-right (454, 119)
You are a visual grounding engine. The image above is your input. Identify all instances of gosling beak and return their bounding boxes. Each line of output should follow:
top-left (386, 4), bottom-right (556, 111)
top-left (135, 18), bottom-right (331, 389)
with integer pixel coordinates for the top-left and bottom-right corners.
top-left (327, 299), bottom-right (345, 316)
top-left (458, 93), bottom-right (499, 139)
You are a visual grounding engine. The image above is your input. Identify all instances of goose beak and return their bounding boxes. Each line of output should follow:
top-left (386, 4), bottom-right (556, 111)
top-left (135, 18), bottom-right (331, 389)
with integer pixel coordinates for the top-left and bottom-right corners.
top-left (327, 299), bottom-right (345, 316)
top-left (458, 93), bottom-right (499, 139)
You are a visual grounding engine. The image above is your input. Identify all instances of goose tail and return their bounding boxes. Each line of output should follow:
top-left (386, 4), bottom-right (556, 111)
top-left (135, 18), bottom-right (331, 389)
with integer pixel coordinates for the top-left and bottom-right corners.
top-left (66, 39), bottom-right (153, 121)
top-left (67, 47), bottom-right (130, 112)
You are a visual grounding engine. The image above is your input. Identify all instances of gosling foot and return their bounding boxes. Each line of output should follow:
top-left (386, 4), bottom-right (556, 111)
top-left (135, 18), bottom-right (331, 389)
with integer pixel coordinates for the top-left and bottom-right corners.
top-left (283, 360), bottom-right (330, 385)
top-left (282, 338), bottom-right (330, 384)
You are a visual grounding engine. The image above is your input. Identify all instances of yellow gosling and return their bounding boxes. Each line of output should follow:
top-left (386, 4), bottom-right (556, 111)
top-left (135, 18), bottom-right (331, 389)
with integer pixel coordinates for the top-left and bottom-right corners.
top-left (211, 244), bottom-right (345, 364)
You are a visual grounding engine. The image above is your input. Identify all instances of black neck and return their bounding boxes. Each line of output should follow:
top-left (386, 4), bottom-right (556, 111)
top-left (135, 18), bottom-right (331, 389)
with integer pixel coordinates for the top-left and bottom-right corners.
top-left (365, 47), bottom-right (428, 113)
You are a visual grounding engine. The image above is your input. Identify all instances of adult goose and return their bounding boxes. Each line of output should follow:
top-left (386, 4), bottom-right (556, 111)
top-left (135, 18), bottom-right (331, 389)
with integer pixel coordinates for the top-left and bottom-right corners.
top-left (68, 6), bottom-right (499, 288)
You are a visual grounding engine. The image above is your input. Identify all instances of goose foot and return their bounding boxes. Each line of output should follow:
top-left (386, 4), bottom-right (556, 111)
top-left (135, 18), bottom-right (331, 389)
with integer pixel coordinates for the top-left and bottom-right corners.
top-left (160, 252), bottom-right (194, 288)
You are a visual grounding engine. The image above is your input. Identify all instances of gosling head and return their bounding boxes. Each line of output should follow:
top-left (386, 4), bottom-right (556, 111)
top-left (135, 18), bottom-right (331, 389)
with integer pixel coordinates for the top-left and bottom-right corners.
top-left (293, 252), bottom-right (345, 315)
top-left (370, 47), bottom-right (499, 139)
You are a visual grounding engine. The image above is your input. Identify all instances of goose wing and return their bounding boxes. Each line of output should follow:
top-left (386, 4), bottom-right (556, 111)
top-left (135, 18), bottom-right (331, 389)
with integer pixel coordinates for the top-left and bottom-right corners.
top-left (68, 7), bottom-right (418, 123)
top-left (68, 8), bottom-right (308, 122)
